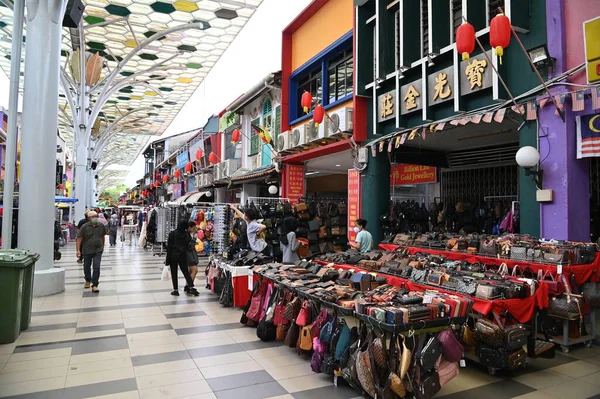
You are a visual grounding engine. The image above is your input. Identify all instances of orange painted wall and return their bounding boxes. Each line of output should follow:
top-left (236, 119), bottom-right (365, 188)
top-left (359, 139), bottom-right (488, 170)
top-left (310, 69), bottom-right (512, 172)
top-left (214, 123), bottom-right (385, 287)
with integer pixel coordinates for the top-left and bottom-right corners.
top-left (291, 0), bottom-right (354, 71)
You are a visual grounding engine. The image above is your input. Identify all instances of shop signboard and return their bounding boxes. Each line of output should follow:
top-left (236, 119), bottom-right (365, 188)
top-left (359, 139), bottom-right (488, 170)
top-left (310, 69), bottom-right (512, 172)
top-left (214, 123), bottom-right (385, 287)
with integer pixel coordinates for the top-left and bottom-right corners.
top-left (460, 51), bottom-right (493, 95)
top-left (427, 66), bottom-right (454, 106)
top-left (285, 164), bottom-right (305, 206)
top-left (187, 178), bottom-right (195, 193)
top-left (176, 152), bottom-right (189, 170)
top-left (390, 164), bottom-right (437, 186)
top-left (377, 90), bottom-right (396, 122)
top-left (347, 169), bottom-right (361, 242)
top-left (400, 78), bottom-right (423, 115)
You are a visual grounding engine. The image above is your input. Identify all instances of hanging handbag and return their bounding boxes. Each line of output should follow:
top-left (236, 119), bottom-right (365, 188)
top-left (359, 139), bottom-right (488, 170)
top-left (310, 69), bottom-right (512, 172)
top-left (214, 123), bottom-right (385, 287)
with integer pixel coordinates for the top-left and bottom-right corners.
top-left (356, 336), bottom-right (376, 398)
top-left (285, 323), bottom-right (300, 348)
top-left (246, 282), bottom-right (266, 322)
top-left (276, 323), bottom-right (287, 341)
top-left (296, 300), bottom-right (312, 326)
top-left (548, 274), bottom-right (585, 319)
top-left (284, 296), bottom-right (301, 321)
top-left (273, 292), bottom-right (290, 326)
top-left (437, 360), bottom-right (459, 386)
top-left (437, 328), bottom-right (463, 363)
top-left (416, 335), bottom-right (442, 372)
top-left (299, 324), bottom-right (314, 351)
top-left (415, 371), bottom-right (441, 399)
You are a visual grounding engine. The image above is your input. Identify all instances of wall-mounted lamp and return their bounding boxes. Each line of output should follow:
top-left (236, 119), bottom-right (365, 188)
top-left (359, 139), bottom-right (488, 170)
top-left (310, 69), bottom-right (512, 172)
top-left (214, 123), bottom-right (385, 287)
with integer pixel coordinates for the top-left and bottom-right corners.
top-left (516, 146), bottom-right (543, 189)
top-left (268, 185), bottom-right (278, 195)
top-left (527, 44), bottom-right (555, 70)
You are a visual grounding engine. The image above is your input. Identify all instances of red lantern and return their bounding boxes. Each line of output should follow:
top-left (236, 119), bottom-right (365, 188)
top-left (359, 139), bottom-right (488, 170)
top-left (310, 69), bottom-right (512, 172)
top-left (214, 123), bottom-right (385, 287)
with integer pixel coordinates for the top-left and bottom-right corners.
top-left (195, 149), bottom-right (203, 161)
top-left (232, 129), bottom-right (241, 144)
top-left (313, 105), bottom-right (325, 128)
top-left (163, 175), bottom-right (169, 183)
top-left (456, 22), bottom-right (475, 61)
top-left (185, 162), bottom-right (193, 173)
top-left (174, 169), bottom-right (181, 179)
top-left (57, 184), bottom-right (64, 190)
top-left (490, 13), bottom-right (511, 64)
top-left (209, 152), bottom-right (218, 165)
top-left (301, 91), bottom-right (312, 114)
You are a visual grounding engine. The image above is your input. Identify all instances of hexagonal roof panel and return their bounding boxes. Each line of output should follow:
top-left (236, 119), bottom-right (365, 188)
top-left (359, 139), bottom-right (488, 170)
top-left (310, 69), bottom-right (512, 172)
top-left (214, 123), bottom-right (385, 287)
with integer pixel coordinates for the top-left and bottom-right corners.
top-left (0, 0), bottom-right (263, 182)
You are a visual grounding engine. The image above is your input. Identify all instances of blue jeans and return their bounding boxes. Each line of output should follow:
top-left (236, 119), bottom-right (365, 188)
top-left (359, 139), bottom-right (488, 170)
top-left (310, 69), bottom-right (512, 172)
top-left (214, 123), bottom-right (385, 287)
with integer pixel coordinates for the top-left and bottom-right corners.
top-left (83, 252), bottom-right (102, 286)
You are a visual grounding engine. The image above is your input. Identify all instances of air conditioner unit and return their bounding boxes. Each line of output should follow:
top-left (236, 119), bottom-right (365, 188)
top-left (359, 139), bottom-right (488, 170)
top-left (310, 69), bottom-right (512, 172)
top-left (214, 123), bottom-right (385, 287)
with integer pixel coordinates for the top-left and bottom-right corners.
top-left (276, 131), bottom-right (291, 152)
top-left (204, 172), bottom-right (214, 186)
top-left (309, 118), bottom-right (330, 142)
top-left (214, 159), bottom-right (239, 181)
top-left (249, 154), bottom-right (261, 170)
top-left (214, 162), bottom-right (224, 181)
top-left (328, 107), bottom-right (353, 135)
top-left (289, 127), bottom-right (303, 149)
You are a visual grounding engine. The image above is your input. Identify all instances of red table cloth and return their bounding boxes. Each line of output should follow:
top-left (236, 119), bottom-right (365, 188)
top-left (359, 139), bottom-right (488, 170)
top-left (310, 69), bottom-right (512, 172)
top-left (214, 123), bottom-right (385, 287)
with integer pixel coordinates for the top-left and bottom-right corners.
top-left (379, 244), bottom-right (600, 285)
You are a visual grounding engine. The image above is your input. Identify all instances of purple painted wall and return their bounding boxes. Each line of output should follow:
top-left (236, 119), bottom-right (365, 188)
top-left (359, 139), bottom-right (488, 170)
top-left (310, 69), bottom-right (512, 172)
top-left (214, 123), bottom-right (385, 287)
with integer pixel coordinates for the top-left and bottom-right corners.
top-left (545, 0), bottom-right (567, 79)
top-left (539, 86), bottom-right (591, 241)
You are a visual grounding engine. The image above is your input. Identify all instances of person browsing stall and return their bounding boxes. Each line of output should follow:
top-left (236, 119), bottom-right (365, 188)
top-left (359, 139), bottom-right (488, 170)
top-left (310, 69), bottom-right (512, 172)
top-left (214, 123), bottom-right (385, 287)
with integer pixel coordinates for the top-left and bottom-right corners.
top-left (231, 205), bottom-right (269, 254)
top-left (166, 220), bottom-right (199, 297)
top-left (76, 211), bottom-right (108, 292)
top-left (280, 216), bottom-right (301, 264)
top-left (349, 218), bottom-right (373, 253)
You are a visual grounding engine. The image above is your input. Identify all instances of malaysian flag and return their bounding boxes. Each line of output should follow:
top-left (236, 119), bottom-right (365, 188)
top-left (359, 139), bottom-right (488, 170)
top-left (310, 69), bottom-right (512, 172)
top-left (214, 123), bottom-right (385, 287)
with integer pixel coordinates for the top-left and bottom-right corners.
top-left (577, 114), bottom-right (600, 159)
top-left (471, 114), bottom-right (483, 124)
top-left (387, 139), bottom-right (393, 152)
top-left (539, 97), bottom-right (549, 109)
top-left (429, 124), bottom-right (437, 133)
top-left (449, 119), bottom-right (460, 126)
top-left (371, 145), bottom-right (377, 157)
top-left (554, 94), bottom-right (566, 116)
top-left (458, 116), bottom-right (470, 125)
top-left (436, 122), bottom-right (446, 131)
top-left (379, 141), bottom-right (385, 152)
top-left (572, 90), bottom-right (585, 112)
top-left (395, 136), bottom-right (402, 148)
top-left (421, 127), bottom-right (427, 141)
top-left (482, 112), bottom-right (494, 123)
top-left (494, 108), bottom-right (506, 123)
top-left (408, 128), bottom-right (418, 140)
top-left (593, 86), bottom-right (600, 110)
top-left (526, 102), bottom-right (537, 120)
top-left (400, 133), bottom-right (408, 144)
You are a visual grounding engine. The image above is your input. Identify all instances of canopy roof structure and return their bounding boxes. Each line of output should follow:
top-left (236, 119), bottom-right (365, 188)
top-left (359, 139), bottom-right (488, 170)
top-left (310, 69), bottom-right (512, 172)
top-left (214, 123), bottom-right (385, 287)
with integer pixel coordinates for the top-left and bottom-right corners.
top-left (0, 0), bottom-right (262, 178)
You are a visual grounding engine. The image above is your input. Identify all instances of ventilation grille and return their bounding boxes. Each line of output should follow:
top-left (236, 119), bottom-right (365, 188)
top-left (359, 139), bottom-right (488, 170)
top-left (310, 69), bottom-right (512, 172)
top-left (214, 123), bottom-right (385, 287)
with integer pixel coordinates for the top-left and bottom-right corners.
top-left (446, 144), bottom-right (519, 170)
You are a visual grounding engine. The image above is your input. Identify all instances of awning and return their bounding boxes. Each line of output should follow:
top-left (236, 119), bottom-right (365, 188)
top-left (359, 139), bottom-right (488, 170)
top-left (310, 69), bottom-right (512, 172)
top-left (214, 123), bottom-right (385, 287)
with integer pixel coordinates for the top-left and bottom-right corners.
top-left (230, 166), bottom-right (277, 183)
top-left (55, 196), bottom-right (78, 203)
top-left (55, 203), bottom-right (69, 209)
top-left (174, 195), bottom-right (188, 204)
top-left (184, 191), bottom-right (212, 204)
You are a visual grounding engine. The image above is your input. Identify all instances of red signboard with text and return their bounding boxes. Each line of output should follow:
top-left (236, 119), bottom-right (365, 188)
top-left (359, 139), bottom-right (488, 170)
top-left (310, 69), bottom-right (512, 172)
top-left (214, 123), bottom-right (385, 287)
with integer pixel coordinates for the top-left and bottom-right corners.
top-left (347, 169), bottom-right (361, 242)
top-left (390, 164), bottom-right (437, 186)
top-left (285, 164), bottom-right (305, 206)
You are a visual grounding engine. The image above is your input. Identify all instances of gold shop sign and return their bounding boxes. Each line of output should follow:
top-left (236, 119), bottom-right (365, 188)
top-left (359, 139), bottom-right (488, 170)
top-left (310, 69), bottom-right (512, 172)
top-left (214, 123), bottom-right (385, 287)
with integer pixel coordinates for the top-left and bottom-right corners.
top-left (460, 50), bottom-right (493, 94)
top-left (400, 78), bottom-right (423, 115)
top-left (427, 66), bottom-right (454, 106)
top-left (377, 90), bottom-right (396, 122)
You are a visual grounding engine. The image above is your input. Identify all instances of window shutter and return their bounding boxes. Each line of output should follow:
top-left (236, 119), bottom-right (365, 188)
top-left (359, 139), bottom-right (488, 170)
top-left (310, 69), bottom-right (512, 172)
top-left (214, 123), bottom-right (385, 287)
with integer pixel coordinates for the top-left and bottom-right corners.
top-left (250, 117), bottom-right (260, 155)
top-left (274, 106), bottom-right (281, 147)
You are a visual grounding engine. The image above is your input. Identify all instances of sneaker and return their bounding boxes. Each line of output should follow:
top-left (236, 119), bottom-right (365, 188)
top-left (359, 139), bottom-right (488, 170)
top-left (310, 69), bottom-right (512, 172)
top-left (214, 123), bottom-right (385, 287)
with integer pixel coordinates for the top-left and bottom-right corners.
top-left (84, 281), bottom-right (91, 289)
top-left (92, 286), bottom-right (100, 293)
top-left (189, 288), bottom-right (200, 297)
top-left (184, 286), bottom-right (190, 293)
top-left (171, 290), bottom-right (180, 296)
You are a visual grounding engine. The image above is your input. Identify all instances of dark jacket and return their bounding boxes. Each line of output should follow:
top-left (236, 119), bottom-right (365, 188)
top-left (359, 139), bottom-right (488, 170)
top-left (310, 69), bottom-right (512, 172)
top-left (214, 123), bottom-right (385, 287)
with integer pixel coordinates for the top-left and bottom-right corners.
top-left (166, 221), bottom-right (191, 266)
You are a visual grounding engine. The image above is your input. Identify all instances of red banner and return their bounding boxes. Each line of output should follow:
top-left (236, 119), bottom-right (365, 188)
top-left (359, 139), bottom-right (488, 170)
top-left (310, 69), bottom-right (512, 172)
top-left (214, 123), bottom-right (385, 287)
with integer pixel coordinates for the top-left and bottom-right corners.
top-left (285, 164), bottom-right (305, 206)
top-left (390, 164), bottom-right (437, 186)
top-left (347, 169), bottom-right (361, 242)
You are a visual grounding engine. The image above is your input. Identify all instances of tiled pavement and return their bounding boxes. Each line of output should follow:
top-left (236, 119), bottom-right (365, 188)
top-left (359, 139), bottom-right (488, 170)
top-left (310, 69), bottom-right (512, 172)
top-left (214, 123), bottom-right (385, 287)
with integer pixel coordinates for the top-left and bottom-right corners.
top-left (1, 242), bottom-right (600, 398)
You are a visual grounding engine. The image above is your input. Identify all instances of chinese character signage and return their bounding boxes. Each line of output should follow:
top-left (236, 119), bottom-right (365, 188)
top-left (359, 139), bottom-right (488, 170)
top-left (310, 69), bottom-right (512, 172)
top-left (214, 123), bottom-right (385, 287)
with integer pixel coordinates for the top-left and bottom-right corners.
top-left (176, 152), bottom-right (190, 170)
top-left (377, 90), bottom-right (396, 122)
top-left (347, 169), bottom-right (361, 242)
top-left (285, 164), bottom-right (305, 206)
top-left (427, 66), bottom-right (454, 105)
top-left (390, 164), bottom-right (437, 186)
top-left (400, 79), bottom-right (423, 115)
top-left (460, 51), bottom-right (492, 94)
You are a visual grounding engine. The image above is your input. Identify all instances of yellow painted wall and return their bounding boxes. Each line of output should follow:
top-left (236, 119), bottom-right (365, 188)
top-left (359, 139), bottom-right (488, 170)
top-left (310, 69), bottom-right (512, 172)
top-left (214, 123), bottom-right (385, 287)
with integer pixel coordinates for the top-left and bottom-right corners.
top-left (291, 0), bottom-right (354, 71)
top-left (291, 100), bottom-right (352, 132)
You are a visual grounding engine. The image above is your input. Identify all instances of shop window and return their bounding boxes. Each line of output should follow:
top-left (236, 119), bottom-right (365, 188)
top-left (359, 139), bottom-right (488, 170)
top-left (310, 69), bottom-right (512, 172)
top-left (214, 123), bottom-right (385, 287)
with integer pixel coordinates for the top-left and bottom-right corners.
top-left (488, 0), bottom-right (504, 24)
top-left (328, 49), bottom-right (353, 103)
top-left (224, 130), bottom-right (240, 161)
top-left (273, 106), bottom-right (281, 148)
top-left (250, 117), bottom-right (260, 155)
top-left (452, 0), bottom-right (463, 37)
top-left (296, 68), bottom-right (322, 117)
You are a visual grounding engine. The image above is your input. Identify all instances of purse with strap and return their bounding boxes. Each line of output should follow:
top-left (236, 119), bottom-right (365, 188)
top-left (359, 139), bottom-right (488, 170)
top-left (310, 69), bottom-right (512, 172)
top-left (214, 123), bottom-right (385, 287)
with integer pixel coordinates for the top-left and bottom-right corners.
top-left (474, 319), bottom-right (504, 347)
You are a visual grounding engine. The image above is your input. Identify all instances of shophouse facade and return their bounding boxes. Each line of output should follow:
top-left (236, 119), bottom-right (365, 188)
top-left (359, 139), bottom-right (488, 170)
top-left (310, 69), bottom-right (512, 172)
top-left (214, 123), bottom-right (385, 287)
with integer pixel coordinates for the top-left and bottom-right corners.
top-left (279, 0), bottom-right (365, 211)
top-left (353, 0), bottom-right (600, 244)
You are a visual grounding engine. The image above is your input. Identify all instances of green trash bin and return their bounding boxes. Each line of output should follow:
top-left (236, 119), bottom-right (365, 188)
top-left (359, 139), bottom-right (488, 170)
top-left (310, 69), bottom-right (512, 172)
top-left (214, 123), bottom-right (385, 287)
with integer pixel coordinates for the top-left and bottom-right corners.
top-left (0, 250), bottom-right (40, 343)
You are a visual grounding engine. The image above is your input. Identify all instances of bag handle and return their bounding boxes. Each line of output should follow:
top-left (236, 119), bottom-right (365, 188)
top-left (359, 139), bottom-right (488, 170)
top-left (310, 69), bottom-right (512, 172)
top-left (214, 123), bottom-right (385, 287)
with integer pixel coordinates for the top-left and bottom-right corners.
top-left (512, 265), bottom-right (521, 277)
top-left (499, 263), bottom-right (509, 276)
top-left (559, 273), bottom-right (571, 295)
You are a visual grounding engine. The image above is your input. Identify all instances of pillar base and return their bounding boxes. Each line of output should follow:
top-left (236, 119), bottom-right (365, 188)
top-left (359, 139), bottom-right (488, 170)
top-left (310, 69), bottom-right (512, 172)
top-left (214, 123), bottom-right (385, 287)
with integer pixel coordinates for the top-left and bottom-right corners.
top-left (33, 267), bottom-right (65, 297)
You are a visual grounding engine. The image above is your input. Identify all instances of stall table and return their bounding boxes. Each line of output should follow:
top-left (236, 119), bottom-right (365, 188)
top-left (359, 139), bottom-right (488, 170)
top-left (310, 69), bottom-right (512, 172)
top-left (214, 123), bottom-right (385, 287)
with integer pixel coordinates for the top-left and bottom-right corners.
top-left (211, 258), bottom-right (255, 307)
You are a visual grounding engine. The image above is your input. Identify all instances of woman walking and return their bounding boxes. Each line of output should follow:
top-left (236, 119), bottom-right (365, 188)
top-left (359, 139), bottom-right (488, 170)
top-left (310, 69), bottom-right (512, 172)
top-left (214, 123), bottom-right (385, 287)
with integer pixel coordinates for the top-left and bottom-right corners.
top-left (166, 220), bottom-right (198, 296)
top-left (187, 221), bottom-right (200, 290)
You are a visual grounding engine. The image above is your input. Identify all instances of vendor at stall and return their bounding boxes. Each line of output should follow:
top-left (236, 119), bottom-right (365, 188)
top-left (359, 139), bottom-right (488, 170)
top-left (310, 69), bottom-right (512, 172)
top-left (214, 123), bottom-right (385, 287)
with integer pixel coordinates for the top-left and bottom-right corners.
top-left (231, 205), bottom-right (269, 255)
top-left (349, 218), bottom-right (373, 253)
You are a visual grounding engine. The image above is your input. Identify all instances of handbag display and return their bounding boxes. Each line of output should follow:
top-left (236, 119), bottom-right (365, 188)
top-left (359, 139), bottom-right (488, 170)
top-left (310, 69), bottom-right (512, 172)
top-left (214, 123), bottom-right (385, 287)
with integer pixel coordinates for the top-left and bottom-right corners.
top-left (476, 343), bottom-right (508, 369)
top-left (285, 323), bottom-right (300, 348)
top-left (437, 328), bottom-right (463, 362)
top-left (246, 283), bottom-right (267, 322)
top-left (415, 371), bottom-right (441, 399)
top-left (504, 324), bottom-right (529, 351)
top-left (510, 245), bottom-right (528, 261)
top-left (437, 360), bottom-right (459, 386)
top-left (548, 275), bottom-right (585, 320)
top-left (276, 323), bottom-right (287, 341)
top-left (296, 300), bottom-right (312, 326)
top-left (300, 324), bottom-right (314, 351)
top-left (284, 297), bottom-right (301, 321)
top-left (474, 319), bottom-right (504, 347)
top-left (416, 335), bottom-right (442, 371)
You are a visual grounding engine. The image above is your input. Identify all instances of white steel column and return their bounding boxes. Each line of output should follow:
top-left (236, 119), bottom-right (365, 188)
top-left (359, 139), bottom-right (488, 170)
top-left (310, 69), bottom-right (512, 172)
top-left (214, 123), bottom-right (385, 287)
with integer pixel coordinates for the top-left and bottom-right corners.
top-left (74, 138), bottom-right (89, 217)
top-left (19, 0), bottom-right (68, 295)
top-left (1, 0), bottom-right (24, 249)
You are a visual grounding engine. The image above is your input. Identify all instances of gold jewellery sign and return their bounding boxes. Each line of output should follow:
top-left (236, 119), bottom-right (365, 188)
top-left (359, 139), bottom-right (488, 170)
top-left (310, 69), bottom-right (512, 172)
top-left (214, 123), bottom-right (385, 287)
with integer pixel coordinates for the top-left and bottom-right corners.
top-left (378, 51), bottom-right (493, 118)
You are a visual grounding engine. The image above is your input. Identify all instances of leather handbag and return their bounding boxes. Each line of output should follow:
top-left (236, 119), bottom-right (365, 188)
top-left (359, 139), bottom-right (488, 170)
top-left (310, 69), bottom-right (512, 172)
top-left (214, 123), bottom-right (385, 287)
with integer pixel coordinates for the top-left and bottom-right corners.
top-left (474, 319), bottom-right (504, 347)
top-left (437, 360), bottom-right (459, 386)
top-left (457, 277), bottom-right (478, 296)
top-left (480, 239), bottom-right (498, 257)
top-left (510, 245), bottom-right (528, 261)
top-left (507, 348), bottom-right (527, 370)
top-left (273, 292), bottom-right (290, 326)
top-left (246, 283), bottom-right (266, 322)
top-left (276, 323), bottom-right (287, 341)
top-left (296, 300), bottom-right (312, 326)
top-left (356, 342), bottom-right (376, 398)
top-left (415, 371), bottom-right (441, 399)
top-left (537, 270), bottom-right (564, 296)
top-left (548, 274), bottom-right (585, 319)
top-left (544, 252), bottom-right (569, 264)
top-left (504, 324), bottom-right (529, 351)
top-left (411, 268), bottom-right (428, 282)
top-left (437, 328), bottom-right (463, 363)
top-left (476, 343), bottom-right (508, 369)
top-left (285, 323), bottom-right (300, 348)
top-left (416, 335), bottom-right (442, 371)
top-left (300, 324), bottom-right (314, 351)
top-left (461, 324), bottom-right (476, 347)
top-left (284, 297), bottom-right (301, 321)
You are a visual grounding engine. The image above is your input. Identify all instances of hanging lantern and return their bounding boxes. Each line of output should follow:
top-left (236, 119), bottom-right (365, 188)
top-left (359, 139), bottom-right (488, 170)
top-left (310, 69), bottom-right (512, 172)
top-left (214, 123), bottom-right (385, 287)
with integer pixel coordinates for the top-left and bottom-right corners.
top-left (57, 184), bottom-right (64, 190)
top-left (195, 149), bottom-right (203, 161)
top-left (490, 13), bottom-right (511, 64)
top-left (232, 129), bottom-right (241, 144)
top-left (185, 162), bottom-right (193, 173)
top-left (163, 175), bottom-right (169, 183)
top-left (174, 169), bottom-right (181, 179)
top-left (301, 91), bottom-right (313, 114)
top-left (209, 152), bottom-right (218, 165)
top-left (313, 105), bottom-right (325, 128)
top-left (456, 22), bottom-right (475, 61)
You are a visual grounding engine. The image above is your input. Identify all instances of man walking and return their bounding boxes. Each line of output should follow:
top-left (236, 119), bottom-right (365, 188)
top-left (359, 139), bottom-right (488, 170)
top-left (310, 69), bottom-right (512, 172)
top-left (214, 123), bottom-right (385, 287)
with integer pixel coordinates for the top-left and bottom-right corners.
top-left (76, 211), bottom-right (108, 292)
top-left (75, 210), bottom-right (89, 263)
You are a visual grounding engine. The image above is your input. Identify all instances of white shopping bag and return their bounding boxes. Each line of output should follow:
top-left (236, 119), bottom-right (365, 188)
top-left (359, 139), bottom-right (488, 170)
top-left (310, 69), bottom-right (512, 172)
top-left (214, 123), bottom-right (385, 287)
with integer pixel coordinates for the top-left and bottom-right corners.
top-left (161, 266), bottom-right (171, 281)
